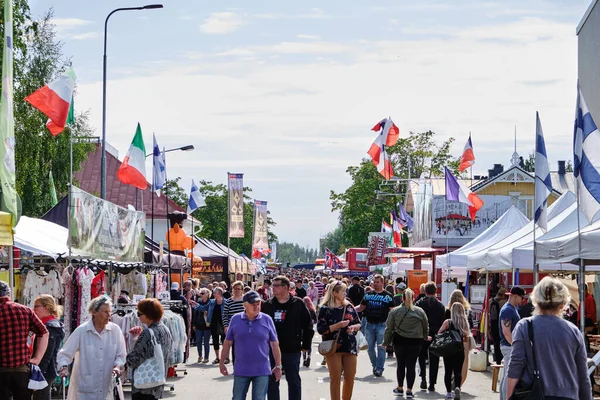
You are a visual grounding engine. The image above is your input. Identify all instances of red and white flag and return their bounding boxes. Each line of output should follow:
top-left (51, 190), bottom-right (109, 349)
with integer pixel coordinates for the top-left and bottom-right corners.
top-left (25, 68), bottom-right (75, 136)
top-left (459, 135), bottom-right (475, 172)
top-left (368, 118), bottom-right (398, 180)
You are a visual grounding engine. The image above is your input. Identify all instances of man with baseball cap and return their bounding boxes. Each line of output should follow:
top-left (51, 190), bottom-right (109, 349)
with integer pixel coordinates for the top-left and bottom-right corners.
top-left (0, 281), bottom-right (49, 399)
top-left (220, 290), bottom-right (282, 400)
top-left (498, 285), bottom-right (525, 400)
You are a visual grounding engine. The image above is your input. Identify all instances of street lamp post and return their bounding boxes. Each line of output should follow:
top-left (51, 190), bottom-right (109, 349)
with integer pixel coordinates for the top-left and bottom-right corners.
top-left (101, 4), bottom-right (164, 199)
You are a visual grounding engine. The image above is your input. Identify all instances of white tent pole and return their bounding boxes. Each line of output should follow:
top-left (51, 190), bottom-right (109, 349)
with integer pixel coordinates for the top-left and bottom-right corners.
top-left (8, 245), bottom-right (13, 301)
top-left (576, 181), bottom-right (585, 333)
top-left (484, 269), bottom-right (489, 354)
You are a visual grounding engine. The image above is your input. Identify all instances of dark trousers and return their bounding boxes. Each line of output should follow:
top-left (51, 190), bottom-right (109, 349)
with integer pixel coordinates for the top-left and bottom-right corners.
top-left (394, 339), bottom-right (422, 390)
top-left (490, 320), bottom-right (503, 364)
top-left (0, 369), bottom-right (31, 400)
top-left (418, 339), bottom-right (440, 385)
top-left (32, 384), bottom-right (51, 400)
top-left (443, 350), bottom-right (465, 392)
top-left (132, 393), bottom-right (157, 400)
top-left (268, 352), bottom-right (302, 400)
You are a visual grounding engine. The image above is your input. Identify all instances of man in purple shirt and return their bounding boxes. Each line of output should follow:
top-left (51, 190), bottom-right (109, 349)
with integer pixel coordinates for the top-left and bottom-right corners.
top-left (220, 291), bottom-right (283, 400)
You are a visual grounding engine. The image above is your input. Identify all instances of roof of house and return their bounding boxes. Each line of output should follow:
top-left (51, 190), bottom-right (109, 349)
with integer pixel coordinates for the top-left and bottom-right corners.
top-left (74, 144), bottom-right (187, 220)
top-left (577, 0), bottom-right (598, 34)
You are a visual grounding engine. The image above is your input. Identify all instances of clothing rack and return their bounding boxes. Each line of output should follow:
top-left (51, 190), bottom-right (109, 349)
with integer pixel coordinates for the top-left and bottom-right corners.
top-left (161, 300), bottom-right (188, 378)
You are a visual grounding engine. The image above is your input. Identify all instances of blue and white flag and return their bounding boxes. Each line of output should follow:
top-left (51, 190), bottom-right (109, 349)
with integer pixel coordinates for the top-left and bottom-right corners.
top-left (574, 84), bottom-right (600, 222)
top-left (397, 202), bottom-right (414, 231)
top-left (534, 112), bottom-right (552, 231)
top-left (187, 179), bottom-right (205, 214)
top-left (152, 134), bottom-right (166, 195)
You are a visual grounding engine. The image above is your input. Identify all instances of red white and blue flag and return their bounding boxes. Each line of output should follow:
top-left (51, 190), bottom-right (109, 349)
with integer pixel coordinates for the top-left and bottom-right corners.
top-left (368, 118), bottom-right (399, 180)
top-left (324, 248), bottom-right (343, 270)
top-left (445, 167), bottom-right (484, 221)
top-left (459, 135), bottom-right (475, 172)
top-left (381, 220), bottom-right (392, 233)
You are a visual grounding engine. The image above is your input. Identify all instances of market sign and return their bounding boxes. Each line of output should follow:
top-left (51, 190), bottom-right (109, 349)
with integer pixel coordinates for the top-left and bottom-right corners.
top-left (69, 187), bottom-right (145, 262)
top-left (0, 211), bottom-right (12, 245)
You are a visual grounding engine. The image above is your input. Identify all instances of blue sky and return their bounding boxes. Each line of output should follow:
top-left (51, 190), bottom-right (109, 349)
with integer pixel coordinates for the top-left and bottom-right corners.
top-left (29, 0), bottom-right (593, 248)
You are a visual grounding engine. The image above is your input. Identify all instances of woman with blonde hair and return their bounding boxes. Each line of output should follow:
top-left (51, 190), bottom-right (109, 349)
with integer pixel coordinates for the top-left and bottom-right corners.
top-left (382, 288), bottom-right (429, 399)
top-left (506, 277), bottom-right (591, 400)
top-left (317, 281), bottom-right (361, 400)
top-left (32, 295), bottom-right (65, 400)
top-left (438, 302), bottom-right (471, 400)
top-left (445, 289), bottom-right (474, 385)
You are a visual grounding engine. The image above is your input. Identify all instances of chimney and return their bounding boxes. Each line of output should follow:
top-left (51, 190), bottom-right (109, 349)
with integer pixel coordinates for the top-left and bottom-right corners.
top-left (558, 160), bottom-right (566, 175)
top-left (494, 164), bottom-right (504, 176)
top-left (488, 168), bottom-right (495, 179)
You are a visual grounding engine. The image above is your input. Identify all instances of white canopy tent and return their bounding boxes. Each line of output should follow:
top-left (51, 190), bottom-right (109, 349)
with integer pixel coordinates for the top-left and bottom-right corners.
top-left (512, 205), bottom-right (600, 270)
top-left (436, 206), bottom-right (529, 269)
top-left (536, 217), bottom-right (600, 265)
top-left (484, 202), bottom-right (577, 271)
top-left (14, 216), bottom-right (68, 258)
top-left (469, 191), bottom-right (575, 269)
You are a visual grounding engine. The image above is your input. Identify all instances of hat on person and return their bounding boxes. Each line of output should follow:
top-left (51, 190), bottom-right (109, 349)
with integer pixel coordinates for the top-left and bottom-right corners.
top-left (509, 286), bottom-right (525, 297)
top-left (0, 280), bottom-right (10, 297)
top-left (171, 282), bottom-right (180, 291)
top-left (397, 282), bottom-right (407, 290)
top-left (243, 291), bottom-right (261, 304)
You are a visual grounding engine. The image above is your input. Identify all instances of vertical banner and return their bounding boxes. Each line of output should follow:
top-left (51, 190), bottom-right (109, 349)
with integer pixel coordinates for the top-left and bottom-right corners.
top-left (252, 200), bottom-right (268, 250)
top-left (270, 241), bottom-right (277, 261)
top-left (0, 0), bottom-right (18, 227)
top-left (228, 173), bottom-right (244, 238)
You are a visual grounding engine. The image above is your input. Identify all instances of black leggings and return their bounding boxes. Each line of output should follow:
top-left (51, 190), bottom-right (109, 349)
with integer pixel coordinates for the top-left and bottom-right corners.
top-left (132, 393), bottom-right (157, 400)
top-left (394, 337), bottom-right (422, 389)
top-left (211, 324), bottom-right (225, 350)
top-left (443, 349), bottom-right (465, 392)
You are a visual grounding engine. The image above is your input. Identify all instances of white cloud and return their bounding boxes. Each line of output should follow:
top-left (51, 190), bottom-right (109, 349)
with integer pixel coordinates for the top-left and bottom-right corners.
top-left (297, 34), bottom-right (321, 40)
top-left (71, 32), bottom-right (99, 40)
top-left (52, 18), bottom-right (93, 31)
top-left (75, 16), bottom-right (580, 245)
top-left (199, 12), bottom-right (245, 34)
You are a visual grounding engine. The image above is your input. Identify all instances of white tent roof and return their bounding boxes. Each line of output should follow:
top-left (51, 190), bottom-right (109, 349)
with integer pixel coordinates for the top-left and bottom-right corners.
top-left (465, 191), bottom-right (575, 268)
top-left (436, 206), bottom-right (529, 269)
top-left (536, 212), bottom-right (600, 265)
top-left (14, 216), bottom-right (68, 258)
top-left (484, 192), bottom-right (577, 271)
top-left (512, 205), bottom-right (600, 270)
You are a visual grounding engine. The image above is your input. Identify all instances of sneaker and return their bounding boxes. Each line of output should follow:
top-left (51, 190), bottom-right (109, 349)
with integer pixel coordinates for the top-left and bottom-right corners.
top-left (420, 379), bottom-right (427, 390)
top-left (454, 387), bottom-right (461, 400)
top-left (306, 357), bottom-right (311, 367)
top-left (212, 358), bottom-right (220, 364)
top-left (406, 391), bottom-right (414, 399)
top-left (428, 384), bottom-right (435, 392)
top-left (197, 357), bottom-right (202, 363)
top-left (374, 369), bottom-right (383, 377)
top-left (224, 358), bottom-right (230, 365)
top-left (393, 388), bottom-right (403, 396)
top-left (445, 393), bottom-right (453, 399)
top-left (203, 358), bottom-right (209, 363)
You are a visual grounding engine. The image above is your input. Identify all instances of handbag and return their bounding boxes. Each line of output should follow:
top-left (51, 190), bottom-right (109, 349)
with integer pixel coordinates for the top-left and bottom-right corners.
top-left (356, 330), bottom-right (368, 350)
top-left (133, 329), bottom-right (166, 389)
top-left (28, 364), bottom-right (48, 390)
top-left (510, 319), bottom-right (545, 400)
top-left (429, 320), bottom-right (464, 357)
top-left (318, 310), bottom-right (345, 356)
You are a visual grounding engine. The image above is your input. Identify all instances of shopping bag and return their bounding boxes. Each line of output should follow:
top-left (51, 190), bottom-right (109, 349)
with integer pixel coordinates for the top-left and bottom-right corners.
top-left (356, 331), bottom-right (368, 351)
top-left (28, 364), bottom-right (48, 390)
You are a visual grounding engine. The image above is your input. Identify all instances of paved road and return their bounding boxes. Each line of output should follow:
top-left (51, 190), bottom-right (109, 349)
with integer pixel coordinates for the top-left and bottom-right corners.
top-left (123, 342), bottom-right (498, 399)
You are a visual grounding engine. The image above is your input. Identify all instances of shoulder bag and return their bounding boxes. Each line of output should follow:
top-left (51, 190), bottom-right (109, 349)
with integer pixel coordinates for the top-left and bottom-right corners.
top-left (510, 319), bottom-right (545, 400)
top-left (133, 329), bottom-right (166, 389)
top-left (429, 320), bottom-right (464, 357)
top-left (318, 309), bottom-right (345, 356)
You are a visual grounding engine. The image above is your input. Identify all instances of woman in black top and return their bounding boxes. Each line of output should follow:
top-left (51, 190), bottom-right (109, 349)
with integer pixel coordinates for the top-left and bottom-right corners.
top-left (317, 281), bottom-right (361, 400)
top-left (302, 296), bottom-right (317, 367)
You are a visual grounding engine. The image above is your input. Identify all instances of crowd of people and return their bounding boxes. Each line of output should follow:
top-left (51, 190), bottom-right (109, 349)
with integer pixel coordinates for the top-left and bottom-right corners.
top-left (0, 270), bottom-right (595, 400)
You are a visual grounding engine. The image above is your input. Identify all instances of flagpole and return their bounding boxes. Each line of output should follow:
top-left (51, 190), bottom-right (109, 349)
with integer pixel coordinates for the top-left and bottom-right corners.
top-left (227, 172), bottom-right (231, 284)
top-left (444, 169), bottom-right (450, 282)
top-left (164, 147), bottom-right (172, 290)
top-left (251, 200), bottom-right (256, 265)
top-left (151, 135), bottom-right (155, 248)
top-left (577, 178), bottom-right (585, 333)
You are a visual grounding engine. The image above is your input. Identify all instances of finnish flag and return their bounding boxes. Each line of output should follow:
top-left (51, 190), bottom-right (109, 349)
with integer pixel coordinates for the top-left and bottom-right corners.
top-left (187, 179), bottom-right (206, 214)
top-left (534, 112), bottom-right (552, 231)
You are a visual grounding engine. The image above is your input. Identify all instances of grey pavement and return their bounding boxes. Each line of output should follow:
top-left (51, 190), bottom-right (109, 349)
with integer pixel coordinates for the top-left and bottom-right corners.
top-left (123, 342), bottom-right (499, 399)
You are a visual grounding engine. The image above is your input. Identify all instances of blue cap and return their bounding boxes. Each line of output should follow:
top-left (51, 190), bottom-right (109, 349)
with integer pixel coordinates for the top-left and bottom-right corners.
top-left (243, 291), bottom-right (261, 304)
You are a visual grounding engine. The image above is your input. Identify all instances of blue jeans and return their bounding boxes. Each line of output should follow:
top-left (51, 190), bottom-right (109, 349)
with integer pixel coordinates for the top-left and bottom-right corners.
top-left (233, 375), bottom-right (270, 400)
top-left (195, 329), bottom-right (211, 359)
top-left (268, 352), bottom-right (301, 400)
top-left (365, 322), bottom-right (386, 371)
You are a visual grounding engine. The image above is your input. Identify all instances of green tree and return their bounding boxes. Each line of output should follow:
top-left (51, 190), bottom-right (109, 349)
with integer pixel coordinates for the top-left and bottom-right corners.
top-left (1, 9), bottom-right (94, 217)
top-left (276, 242), bottom-right (319, 265)
top-left (165, 179), bottom-right (278, 256)
top-left (320, 226), bottom-right (343, 254)
top-left (523, 151), bottom-right (535, 172)
top-left (566, 160), bottom-right (573, 173)
top-left (330, 130), bottom-right (457, 248)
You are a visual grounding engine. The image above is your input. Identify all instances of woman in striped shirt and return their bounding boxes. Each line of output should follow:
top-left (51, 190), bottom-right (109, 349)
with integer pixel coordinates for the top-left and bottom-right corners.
top-left (222, 281), bottom-right (245, 364)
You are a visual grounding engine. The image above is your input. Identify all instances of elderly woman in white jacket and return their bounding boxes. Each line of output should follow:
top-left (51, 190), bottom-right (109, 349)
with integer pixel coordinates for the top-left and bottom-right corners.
top-left (57, 295), bottom-right (127, 400)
